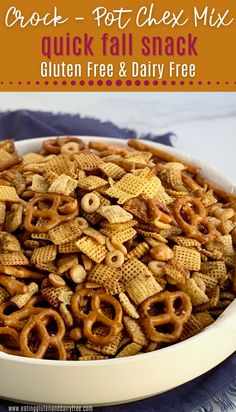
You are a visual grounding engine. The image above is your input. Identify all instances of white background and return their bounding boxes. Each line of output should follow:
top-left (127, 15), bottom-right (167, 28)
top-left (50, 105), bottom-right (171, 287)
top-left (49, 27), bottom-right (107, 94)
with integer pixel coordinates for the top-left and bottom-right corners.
top-left (0, 92), bottom-right (236, 183)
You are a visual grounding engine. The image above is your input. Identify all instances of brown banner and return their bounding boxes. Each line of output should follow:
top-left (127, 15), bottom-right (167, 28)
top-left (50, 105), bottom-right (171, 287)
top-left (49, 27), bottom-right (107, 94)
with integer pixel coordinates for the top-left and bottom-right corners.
top-left (0, 0), bottom-right (235, 91)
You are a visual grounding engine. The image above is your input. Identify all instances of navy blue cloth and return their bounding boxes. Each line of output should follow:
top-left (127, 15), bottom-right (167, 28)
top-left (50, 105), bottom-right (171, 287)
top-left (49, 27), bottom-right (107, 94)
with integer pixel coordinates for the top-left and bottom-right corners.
top-left (0, 110), bottom-right (235, 411)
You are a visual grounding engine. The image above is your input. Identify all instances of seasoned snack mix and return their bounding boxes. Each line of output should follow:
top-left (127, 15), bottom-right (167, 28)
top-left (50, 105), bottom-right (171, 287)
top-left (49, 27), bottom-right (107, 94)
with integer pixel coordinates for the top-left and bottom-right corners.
top-left (0, 136), bottom-right (235, 361)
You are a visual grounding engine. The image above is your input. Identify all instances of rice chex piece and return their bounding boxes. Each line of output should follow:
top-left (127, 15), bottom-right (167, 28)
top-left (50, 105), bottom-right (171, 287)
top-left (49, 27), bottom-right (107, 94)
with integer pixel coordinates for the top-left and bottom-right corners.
top-left (0, 252), bottom-right (29, 265)
top-left (0, 286), bottom-right (10, 304)
top-left (31, 245), bottom-right (57, 264)
top-left (0, 202), bottom-right (6, 225)
top-left (74, 152), bottom-right (102, 171)
top-left (86, 331), bottom-right (123, 356)
top-left (49, 219), bottom-right (82, 245)
top-left (36, 261), bottom-right (57, 273)
top-left (123, 316), bottom-right (148, 346)
top-left (141, 174), bottom-right (162, 199)
top-left (77, 176), bottom-right (107, 190)
top-left (43, 155), bottom-right (75, 177)
top-left (23, 153), bottom-right (45, 164)
top-left (98, 205), bottom-right (133, 224)
top-left (119, 293), bottom-right (139, 319)
top-left (180, 315), bottom-right (204, 341)
top-left (120, 258), bottom-right (150, 284)
top-left (99, 162), bottom-right (125, 180)
top-left (173, 246), bottom-right (201, 271)
top-left (179, 278), bottom-right (209, 306)
top-left (153, 186), bottom-right (173, 206)
top-left (116, 342), bottom-right (142, 358)
top-left (164, 260), bottom-right (190, 284)
top-left (10, 282), bottom-right (38, 308)
top-left (220, 235), bottom-right (234, 256)
top-left (88, 264), bottom-right (122, 292)
top-left (0, 186), bottom-right (21, 203)
top-left (171, 236), bottom-right (201, 250)
top-left (31, 174), bottom-right (49, 193)
top-left (48, 174), bottom-right (77, 196)
top-left (201, 190), bottom-right (218, 207)
top-left (76, 236), bottom-right (107, 263)
top-left (124, 197), bottom-right (148, 223)
top-left (105, 173), bottom-right (147, 204)
top-left (125, 272), bottom-right (162, 305)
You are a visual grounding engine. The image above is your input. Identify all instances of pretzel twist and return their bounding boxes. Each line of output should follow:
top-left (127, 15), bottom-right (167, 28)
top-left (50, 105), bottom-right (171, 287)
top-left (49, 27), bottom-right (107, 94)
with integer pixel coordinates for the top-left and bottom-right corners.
top-left (174, 196), bottom-right (216, 243)
top-left (0, 296), bottom-right (47, 329)
top-left (71, 289), bottom-right (123, 346)
top-left (0, 326), bottom-right (22, 356)
top-left (24, 193), bottom-right (79, 233)
top-left (20, 309), bottom-right (66, 360)
top-left (139, 291), bottom-right (192, 343)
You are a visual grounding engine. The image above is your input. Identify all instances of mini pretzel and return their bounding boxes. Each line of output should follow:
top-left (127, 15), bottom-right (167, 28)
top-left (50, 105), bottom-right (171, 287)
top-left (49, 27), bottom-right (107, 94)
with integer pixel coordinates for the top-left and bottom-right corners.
top-left (81, 193), bottom-right (100, 213)
top-left (20, 309), bottom-right (66, 360)
top-left (71, 289), bottom-right (123, 346)
top-left (0, 275), bottom-right (27, 296)
top-left (24, 193), bottom-right (79, 233)
top-left (0, 265), bottom-right (44, 280)
top-left (42, 139), bottom-right (61, 155)
top-left (0, 296), bottom-right (47, 329)
top-left (0, 326), bottom-right (22, 356)
top-left (174, 196), bottom-right (216, 243)
top-left (139, 291), bottom-right (192, 343)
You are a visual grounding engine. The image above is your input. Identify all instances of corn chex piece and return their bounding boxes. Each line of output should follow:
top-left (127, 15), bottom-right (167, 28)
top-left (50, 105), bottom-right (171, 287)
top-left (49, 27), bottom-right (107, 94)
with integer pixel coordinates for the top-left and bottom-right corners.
top-left (173, 246), bottom-right (201, 271)
top-left (23, 153), bottom-right (45, 164)
top-left (49, 219), bottom-right (82, 245)
top-left (99, 162), bottom-right (125, 180)
top-left (137, 229), bottom-right (167, 244)
top-left (48, 174), bottom-right (77, 196)
top-left (116, 342), bottom-right (142, 358)
top-left (74, 152), bottom-right (102, 171)
top-left (179, 278), bottom-right (209, 306)
top-left (180, 315), bottom-right (204, 341)
top-left (77, 175), bottom-right (107, 190)
top-left (220, 235), bottom-right (234, 256)
top-left (0, 252), bottom-right (29, 265)
top-left (201, 190), bottom-right (218, 207)
top-left (88, 264), bottom-right (122, 292)
top-left (43, 155), bottom-right (75, 177)
top-left (31, 245), bottom-right (57, 264)
top-left (42, 286), bottom-right (72, 307)
top-left (123, 316), bottom-right (148, 346)
top-left (126, 242), bottom-right (149, 261)
top-left (164, 260), bottom-right (190, 284)
top-left (119, 293), bottom-right (139, 319)
top-left (0, 148), bottom-right (13, 161)
top-left (0, 285), bottom-right (10, 304)
top-left (36, 261), bottom-right (57, 273)
top-left (98, 205), bottom-right (133, 224)
top-left (77, 344), bottom-right (102, 357)
top-left (125, 272), bottom-right (162, 305)
top-left (0, 202), bottom-right (6, 225)
top-left (165, 169), bottom-right (186, 192)
top-left (140, 173), bottom-right (162, 199)
top-left (101, 227), bottom-right (137, 244)
top-left (124, 197), bottom-right (148, 223)
top-left (120, 258), bottom-right (150, 284)
top-left (200, 261), bottom-right (227, 284)
top-left (153, 186), bottom-right (173, 206)
top-left (171, 236), bottom-right (201, 250)
top-left (86, 331), bottom-right (123, 356)
top-left (194, 311), bottom-right (214, 327)
top-left (58, 240), bottom-right (79, 254)
top-left (92, 191), bottom-right (111, 207)
top-left (10, 282), bottom-right (38, 308)
top-left (105, 173), bottom-right (147, 204)
top-left (76, 236), bottom-right (107, 263)
top-left (0, 186), bottom-right (21, 203)
top-left (31, 174), bottom-right (49, 193)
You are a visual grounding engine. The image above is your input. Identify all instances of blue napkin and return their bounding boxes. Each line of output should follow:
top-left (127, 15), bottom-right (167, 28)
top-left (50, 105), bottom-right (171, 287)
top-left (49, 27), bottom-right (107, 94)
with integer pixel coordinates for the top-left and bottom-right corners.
top-left (0, 110), bottom-right (235, 412)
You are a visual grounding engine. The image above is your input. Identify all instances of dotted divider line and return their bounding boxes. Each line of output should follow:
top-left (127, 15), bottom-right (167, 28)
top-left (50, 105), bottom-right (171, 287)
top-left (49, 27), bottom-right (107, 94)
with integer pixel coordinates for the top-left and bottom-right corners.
top-left (0, 80), bottom-right (235, 86)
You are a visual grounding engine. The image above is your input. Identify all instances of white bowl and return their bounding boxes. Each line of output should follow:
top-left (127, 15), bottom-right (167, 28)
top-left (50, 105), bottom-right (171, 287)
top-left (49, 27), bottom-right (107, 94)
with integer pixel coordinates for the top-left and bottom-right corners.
top-left (0, 136), bottom-right (235, 406)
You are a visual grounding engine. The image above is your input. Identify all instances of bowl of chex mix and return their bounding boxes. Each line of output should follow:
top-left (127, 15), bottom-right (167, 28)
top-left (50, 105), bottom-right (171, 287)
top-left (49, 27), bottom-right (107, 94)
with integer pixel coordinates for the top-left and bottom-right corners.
top-left (0, 136), bottom-right (235, 405)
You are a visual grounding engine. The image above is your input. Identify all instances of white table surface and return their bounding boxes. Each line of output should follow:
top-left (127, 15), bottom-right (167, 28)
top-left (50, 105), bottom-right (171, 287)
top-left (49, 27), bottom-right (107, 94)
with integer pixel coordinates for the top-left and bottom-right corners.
top-left (0, 92), bottom-right (236, 184)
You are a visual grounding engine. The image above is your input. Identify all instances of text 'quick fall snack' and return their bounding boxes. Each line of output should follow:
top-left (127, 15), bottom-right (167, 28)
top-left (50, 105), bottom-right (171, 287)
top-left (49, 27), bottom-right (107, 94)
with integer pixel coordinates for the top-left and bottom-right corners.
top-left (0, 137), bottom-right (235, 361)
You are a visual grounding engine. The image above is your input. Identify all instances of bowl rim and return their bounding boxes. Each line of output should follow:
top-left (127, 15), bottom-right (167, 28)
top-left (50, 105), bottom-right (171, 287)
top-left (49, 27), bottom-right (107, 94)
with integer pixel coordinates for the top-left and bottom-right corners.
top-left (0, 135), bottom-right (235, 367)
